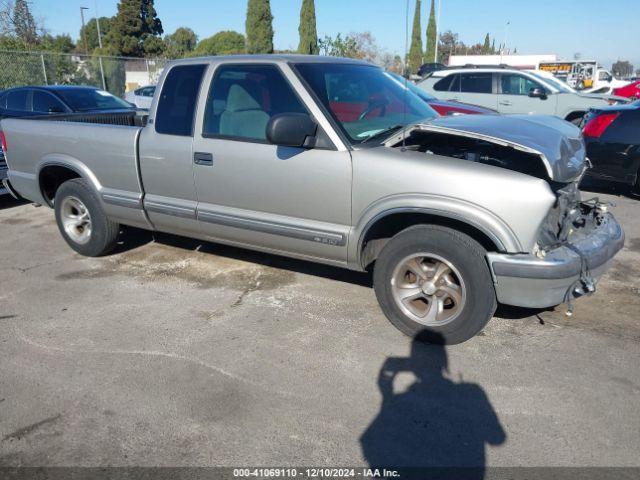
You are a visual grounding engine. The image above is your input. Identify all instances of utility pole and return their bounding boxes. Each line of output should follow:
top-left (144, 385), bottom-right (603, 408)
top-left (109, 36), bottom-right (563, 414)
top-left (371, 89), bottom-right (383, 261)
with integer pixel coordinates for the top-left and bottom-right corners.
top-left (93, 0), bottom-right (106, 90)
top-left (434, 0), bottom-right (441, 62)
top-left (94, 0), bottom-right (103, 49)
top-left (500, 21), bottom-right (510, 63)
top-left (80, 7), bottom-right (89, 54)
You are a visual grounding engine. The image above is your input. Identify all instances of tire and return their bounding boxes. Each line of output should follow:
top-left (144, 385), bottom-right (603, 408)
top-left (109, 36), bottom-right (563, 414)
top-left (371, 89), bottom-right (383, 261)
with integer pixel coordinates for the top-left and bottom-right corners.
top-left (373, 225), bottom-right (496, 345)
top-left (54, 178), bottom-right (120, 257)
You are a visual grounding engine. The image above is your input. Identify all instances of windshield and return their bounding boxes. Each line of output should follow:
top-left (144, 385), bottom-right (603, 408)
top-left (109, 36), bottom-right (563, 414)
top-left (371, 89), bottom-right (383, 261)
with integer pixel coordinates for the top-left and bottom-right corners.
top-left (294, 63), bottom-right (438, 144)
top-left (53, 88), bottom-right (133, 111)
top-left (385, 71), bottom-right (437, 102)
top-left (530, 73), bottom-right (575, 93)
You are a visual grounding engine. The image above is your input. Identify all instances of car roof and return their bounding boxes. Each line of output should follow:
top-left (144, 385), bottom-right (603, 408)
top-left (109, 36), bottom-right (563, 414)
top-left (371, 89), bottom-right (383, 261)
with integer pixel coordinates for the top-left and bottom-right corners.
top-left (165, 54), bottom-right (374, 68)
top-left (429, 67), bottom-right (525, 77)
top-left (1, 85), bottom-right (101, 93)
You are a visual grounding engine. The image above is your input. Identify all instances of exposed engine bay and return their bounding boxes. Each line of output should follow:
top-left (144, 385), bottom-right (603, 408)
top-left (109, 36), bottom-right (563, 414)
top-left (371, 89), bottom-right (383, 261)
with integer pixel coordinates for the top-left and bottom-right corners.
top-left (390, 130), bottom-right (606, 251)
top-left (394, 130), bottom-right (551, 180)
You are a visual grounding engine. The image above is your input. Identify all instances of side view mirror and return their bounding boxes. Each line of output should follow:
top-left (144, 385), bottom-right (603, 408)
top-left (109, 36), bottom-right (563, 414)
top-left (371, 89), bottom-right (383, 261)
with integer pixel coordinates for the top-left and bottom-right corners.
top-left (266, 113), bottom-right (318, 148)
top-left (529, 88), bottom-right (548, 100)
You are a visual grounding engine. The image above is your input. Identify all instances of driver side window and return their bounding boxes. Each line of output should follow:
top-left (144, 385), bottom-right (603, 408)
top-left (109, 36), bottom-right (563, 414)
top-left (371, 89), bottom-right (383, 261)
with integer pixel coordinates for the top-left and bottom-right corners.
top-left (32, 91), bottom-right (66, 113)
top-left (203, 64), bottom-right (308, 142)
top-left (501, 74), bottom-right (544, 95)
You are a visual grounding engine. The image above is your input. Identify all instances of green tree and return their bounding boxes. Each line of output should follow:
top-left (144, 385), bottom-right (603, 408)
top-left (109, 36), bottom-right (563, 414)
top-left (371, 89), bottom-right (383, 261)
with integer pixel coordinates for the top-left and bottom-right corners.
top-left (482, 33), bottom-right (491, 54)
top-left (297, 0), bottom-right (318, 55)
top-left (78, 17), bottom-right (113, 53)
top-left (193, 31), bottom-right (245, 56)
top-left (246, 0), bottom-right (273, 54)
top-left (491, 39), bottom-right (496, 54)
top-left (164, 27), bottom-right (197, 58)
top-left (425, 0), bottom-right (437, 63)
top-left (407, 0), bottom-right (422, 74)
top-left (41, 34), bottom-right (75, 53)
top-left (318, 32), bottom-right (378, 62)
top-left (13, 0), bottom-right (38, 47)
top-left (612, 60), bottom-right (634, 78)
top-left (106, 0), bottom-right (164, 57)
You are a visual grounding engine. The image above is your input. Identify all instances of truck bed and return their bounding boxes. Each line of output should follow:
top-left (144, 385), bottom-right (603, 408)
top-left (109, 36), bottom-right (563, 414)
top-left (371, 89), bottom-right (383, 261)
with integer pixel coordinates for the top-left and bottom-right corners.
top-left (1, 117), bottom-right (144, 214)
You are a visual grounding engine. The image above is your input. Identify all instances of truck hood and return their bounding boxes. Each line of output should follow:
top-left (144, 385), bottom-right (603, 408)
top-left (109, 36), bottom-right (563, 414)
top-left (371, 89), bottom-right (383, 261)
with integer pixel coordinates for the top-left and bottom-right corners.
top-left (395, 114), bottom-right (587, 183)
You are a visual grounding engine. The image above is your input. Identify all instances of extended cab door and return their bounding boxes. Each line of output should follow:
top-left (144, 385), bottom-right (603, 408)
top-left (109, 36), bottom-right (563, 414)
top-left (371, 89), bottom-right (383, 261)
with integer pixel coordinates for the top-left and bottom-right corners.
top-left (497, 72), bottom-right (557, 115)
top-left (191, 62), bottom-right (352, 264)
top-left (138, 63), bottom-right (208, 236)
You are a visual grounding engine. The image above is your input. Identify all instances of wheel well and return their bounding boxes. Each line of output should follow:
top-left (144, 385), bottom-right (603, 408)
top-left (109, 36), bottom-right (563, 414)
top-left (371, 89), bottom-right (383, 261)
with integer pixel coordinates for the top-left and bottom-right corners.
top-left (360, 212), bottom-right (500, 270)
top-left (565, 111), bottom-right (586, 123)
top-left (39, 165), bottom-right (81, 206)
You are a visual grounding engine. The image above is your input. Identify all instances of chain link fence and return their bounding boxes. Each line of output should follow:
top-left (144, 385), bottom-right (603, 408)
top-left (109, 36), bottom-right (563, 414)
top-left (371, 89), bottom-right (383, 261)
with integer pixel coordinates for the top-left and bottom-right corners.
top-left (0, 50), bottom-right (170, 98)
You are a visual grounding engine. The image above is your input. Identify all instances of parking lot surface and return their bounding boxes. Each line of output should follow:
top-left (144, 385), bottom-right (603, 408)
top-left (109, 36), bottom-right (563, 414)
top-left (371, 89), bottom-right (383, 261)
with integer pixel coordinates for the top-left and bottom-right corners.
top-left (1, 190), bottom-right (639, 468)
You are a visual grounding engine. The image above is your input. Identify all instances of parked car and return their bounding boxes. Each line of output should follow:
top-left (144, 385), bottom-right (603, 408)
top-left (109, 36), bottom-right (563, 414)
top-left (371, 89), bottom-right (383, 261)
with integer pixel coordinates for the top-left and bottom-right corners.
top-left (417, 62), bottom-right (446, 78)
top-left (386, 72), bottom-right (498, 116)
top-left (614, 80), bottom-right (640, 100)
top-left (1, 55), bottom-right (624, 344)
top-left (581, 101), bottom-right (640, 194)
top-left (0, 86), bottom-right (136, 120)
top-left (125, 85), bottom-right (156, 109)
top-left (418, 67), bottom-right (627, 124)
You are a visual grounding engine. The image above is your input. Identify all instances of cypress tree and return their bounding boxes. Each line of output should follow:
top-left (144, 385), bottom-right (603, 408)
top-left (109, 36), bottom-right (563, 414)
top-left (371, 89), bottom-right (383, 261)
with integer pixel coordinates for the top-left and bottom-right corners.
top-left (246, 0), bottom-right (274, 54)
top-left (13, 0), bottom-right (38, 47)
top-left (491, 39), bottom-right (496, 54)
top-left (106, 0), bottom-right (164, 57)
top-left (408, 0), bottom-right (423, 74)
top-left (425, 0), bottom-right (437, 63)
top-left (298, 0), bottom-right (318, 55)
top-left (483, 33), bottom-right (491, 55)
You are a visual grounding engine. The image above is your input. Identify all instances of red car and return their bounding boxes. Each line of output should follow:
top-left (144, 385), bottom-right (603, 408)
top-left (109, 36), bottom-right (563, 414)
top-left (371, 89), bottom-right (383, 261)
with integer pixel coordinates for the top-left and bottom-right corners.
top-left (614, 80), bottom-right (640, 100)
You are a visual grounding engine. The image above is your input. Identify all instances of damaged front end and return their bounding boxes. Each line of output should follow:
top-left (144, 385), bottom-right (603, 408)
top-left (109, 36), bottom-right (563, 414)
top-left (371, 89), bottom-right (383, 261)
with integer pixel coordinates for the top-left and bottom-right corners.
top-left (386, 114), bottom-right (625, 309)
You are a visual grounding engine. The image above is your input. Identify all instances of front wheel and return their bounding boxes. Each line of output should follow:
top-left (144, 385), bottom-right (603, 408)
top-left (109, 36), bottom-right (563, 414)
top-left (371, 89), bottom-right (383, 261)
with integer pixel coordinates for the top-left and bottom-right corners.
top-left (373, 225), bottom-right (496, 344)
top-left (54, 178), bottom-right (120, 257)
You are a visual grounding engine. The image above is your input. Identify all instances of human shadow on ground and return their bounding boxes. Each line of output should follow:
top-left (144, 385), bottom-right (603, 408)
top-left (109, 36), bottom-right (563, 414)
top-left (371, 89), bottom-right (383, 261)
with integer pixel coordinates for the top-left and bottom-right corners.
top-left (360, 331), bottom-right (506, 479)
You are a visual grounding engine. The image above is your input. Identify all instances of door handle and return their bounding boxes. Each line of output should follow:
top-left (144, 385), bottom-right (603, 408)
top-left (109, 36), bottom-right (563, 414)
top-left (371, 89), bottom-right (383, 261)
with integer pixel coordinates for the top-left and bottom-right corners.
top-left (499, 101), bottom-right (513, 106)
top-left (194, 152), bottom-right (213, 166)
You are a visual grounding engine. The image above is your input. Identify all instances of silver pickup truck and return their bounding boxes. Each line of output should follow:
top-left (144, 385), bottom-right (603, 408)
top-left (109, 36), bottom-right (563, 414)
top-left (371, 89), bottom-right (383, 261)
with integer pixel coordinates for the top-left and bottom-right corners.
top-left (0, 55), bottom-right (625, 344)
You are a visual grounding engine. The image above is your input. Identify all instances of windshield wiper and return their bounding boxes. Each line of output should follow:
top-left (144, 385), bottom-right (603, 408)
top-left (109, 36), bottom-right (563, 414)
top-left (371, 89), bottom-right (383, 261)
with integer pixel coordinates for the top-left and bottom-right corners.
top-left (361, 124), bottom-right (405, 144)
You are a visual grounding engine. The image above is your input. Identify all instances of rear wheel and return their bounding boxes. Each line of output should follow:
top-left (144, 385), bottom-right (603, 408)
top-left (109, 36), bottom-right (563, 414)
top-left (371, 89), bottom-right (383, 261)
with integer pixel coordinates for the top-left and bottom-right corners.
top-left (54, 178), bottom-right (119, 256)
top-left (373, 225), bottom-right (496, 345)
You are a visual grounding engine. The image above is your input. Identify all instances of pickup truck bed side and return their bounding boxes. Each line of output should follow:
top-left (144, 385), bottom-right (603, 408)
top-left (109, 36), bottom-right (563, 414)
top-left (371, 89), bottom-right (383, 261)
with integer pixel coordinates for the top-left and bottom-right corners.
top-left (3, 119), bottom-right (151, 230)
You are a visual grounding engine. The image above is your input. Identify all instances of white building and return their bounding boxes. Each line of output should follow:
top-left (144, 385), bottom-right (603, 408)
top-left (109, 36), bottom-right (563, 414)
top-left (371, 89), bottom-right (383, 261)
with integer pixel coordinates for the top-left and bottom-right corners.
top-left (448, 54), bottom-right (558, 70)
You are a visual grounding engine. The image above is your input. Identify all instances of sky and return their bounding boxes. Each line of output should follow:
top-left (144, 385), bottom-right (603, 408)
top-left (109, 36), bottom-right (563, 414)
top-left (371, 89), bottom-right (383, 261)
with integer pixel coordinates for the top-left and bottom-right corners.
top-left (33, 0), bottom-right (638, 69)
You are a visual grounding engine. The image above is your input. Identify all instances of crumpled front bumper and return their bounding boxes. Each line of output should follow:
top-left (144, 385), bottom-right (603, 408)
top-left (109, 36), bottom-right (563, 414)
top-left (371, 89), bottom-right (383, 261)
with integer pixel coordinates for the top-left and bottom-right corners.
top-left (487, 213), bottom-right (625, 308)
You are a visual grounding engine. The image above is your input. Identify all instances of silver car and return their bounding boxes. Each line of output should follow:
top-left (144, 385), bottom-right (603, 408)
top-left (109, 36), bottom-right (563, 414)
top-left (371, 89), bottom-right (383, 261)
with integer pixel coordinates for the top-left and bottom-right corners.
top-left (418, 67), bottom-right (625, 124)
top-left (124, 85), bottom-right (156, 109)
top-left (1, 56), bottom-right (624, 344)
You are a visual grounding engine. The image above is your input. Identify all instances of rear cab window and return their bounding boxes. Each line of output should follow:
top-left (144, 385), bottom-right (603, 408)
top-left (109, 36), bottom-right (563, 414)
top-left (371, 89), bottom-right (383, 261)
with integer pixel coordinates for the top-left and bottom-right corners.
top-left (155, 64), bottom-right (207, 136)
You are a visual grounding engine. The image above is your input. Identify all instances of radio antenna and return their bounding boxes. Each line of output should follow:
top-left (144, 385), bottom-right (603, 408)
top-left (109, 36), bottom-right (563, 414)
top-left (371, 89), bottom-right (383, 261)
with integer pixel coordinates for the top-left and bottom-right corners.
top-left (402, 0), bottom-right (410, 151)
